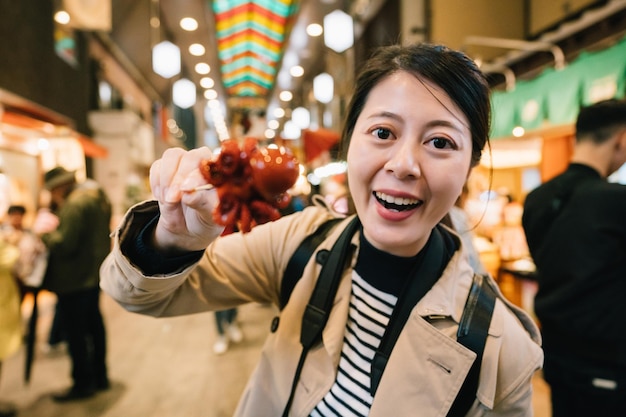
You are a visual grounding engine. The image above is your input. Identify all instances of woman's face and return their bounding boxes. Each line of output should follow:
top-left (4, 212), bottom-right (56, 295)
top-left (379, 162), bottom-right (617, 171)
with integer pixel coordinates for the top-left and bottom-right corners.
top-left (347, 71), bottom-right (473, 257)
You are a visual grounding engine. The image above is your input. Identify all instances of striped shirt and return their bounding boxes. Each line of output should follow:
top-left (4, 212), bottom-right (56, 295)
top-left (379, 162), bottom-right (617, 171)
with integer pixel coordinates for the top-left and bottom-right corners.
top-left (310, 232), bottom-right (422, 416)
top-left (310, 272), bottom-right (397, 416)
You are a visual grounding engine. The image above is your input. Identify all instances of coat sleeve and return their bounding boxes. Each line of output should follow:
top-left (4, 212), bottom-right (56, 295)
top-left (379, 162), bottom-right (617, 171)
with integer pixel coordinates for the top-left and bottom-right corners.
top-left (100, 201), bottom-right (335, 317)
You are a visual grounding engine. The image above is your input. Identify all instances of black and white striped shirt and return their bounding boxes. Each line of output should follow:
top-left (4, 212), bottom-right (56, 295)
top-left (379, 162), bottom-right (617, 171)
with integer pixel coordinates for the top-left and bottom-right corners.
top-left (310, 232), bottom-right (423, 417)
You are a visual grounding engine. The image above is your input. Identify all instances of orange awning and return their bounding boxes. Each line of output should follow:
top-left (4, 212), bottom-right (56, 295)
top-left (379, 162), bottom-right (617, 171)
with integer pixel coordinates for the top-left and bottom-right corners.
top-left (1, 111), bottom-right (108, 158)
top-left (77, 135), bottom-right (108, 158)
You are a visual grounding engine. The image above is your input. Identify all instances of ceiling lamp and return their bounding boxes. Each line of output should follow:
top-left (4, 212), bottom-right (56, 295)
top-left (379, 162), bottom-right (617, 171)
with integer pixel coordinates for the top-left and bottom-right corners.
top-left (179, 17), bottom-right (198, 31)
top-left (290, 65), bottom-right (304, 77)
top-left (200, 77), bottom-right (214, 89)
top-left (307, 23), bottom-right (323, 37)
top-left (189, 43), bottom-right (205, 56)
top-left (323, 10), bottom-right (353, 53)
top-left (283, 120), bottom-right (301, 140)
top-left (195, 62), bottom-right (210, 75)
top-left (279, 91), bottom-right (293, 102)
top-left (314, 73), bottom-right (334, 104)
top-left (204, 89), bottom-right (218, 100)
top-left (152, 41), bottom-right (180, 79)
top-left (173, 78), bottom-right (196, 109)
top-left (54, 10), bottom-right (70, 24)
top-left (292, 107), bottom-right (310, 129)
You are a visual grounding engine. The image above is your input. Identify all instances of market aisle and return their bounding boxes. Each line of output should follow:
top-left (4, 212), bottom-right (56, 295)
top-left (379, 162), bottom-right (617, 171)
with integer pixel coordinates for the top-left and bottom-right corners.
top-left (0, 291), bottom-right (551, 417)
top-left (0, 291), bottom-right (276, 417)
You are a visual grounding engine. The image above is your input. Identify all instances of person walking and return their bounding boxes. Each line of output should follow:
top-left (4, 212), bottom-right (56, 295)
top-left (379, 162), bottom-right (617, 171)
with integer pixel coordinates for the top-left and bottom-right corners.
top-left (212, 308), bottom-right (243, 355)
top-left (34, 167), bottom-right (112, 402)
top-left (1, 205), bottom-right (46, 298)
top-left (0, 234), bottom-right (20, 417)
top-left (101, 43), bottom-right (542, 416)
top-left (522, 98), bottom-right (626, 417)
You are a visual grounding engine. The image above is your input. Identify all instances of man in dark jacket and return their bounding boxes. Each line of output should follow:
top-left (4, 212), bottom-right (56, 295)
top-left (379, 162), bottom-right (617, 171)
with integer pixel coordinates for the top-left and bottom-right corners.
top-left (522, 99), bottom-right (626, 417)
top-left (37, 167), bottom-right (112, 401)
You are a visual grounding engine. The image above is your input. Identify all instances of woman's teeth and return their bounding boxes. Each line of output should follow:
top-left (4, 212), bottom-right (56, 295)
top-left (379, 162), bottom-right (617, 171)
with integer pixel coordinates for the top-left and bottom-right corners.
top-left (374, 191), bottom-right (421, 210)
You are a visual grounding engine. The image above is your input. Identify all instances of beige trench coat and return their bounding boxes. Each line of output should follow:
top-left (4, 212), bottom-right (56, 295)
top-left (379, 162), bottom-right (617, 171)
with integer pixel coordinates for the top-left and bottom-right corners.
top-left (100, 201), bottom-right (543, 416)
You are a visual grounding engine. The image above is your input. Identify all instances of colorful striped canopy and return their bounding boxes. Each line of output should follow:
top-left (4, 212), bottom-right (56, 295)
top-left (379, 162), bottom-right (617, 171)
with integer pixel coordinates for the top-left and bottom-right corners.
top-left (212, 0), bottom-right (299, 110)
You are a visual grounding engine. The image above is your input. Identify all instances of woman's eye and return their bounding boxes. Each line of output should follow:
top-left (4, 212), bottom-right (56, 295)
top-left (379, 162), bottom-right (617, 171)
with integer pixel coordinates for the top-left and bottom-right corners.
top-left (373, 127), bottom-right (392, 140)
top-left (431, 137), bottom-right (454, 149)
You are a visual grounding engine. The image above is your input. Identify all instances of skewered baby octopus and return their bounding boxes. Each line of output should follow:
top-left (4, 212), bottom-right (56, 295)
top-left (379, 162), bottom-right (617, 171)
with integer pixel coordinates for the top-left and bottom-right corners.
top-left (199, 138), bottom-right (300, 234)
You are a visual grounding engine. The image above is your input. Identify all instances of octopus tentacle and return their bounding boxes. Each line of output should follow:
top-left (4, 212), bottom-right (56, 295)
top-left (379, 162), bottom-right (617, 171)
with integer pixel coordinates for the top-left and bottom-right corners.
top-left (199, 138), bottom-right (299, 235)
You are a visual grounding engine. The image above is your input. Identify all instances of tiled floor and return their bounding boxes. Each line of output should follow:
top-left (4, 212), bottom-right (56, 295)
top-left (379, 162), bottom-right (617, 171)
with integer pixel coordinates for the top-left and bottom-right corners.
top-left (0, 291), bottom-right (552, 416)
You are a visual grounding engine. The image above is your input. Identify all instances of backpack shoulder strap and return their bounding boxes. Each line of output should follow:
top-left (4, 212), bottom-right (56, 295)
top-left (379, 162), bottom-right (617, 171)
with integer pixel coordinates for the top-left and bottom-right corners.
top-left (281, 216), bottom-right (360, 417)
top-left (281, 223), bottom-right (496, 417)
top-left (279, 217), bottom-right (342, 310)
top-left (447, 273), bottom-right (497, 416)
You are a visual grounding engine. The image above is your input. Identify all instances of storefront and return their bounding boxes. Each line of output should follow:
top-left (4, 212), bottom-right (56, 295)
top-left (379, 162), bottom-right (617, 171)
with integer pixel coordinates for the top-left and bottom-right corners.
top-left (457, 35), bottom-right (626, 316)
top-left (0, 89), bottom-right (108, 224)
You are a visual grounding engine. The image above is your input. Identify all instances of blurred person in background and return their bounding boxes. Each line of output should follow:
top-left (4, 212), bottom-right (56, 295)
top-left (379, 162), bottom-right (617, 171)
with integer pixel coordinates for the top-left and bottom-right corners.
top-left (212, 308), bottom-right (243, 355)
top-left (522, 98), bottom-right (626, 417)
top-left (33, 167), bottom-right (112, 402)
top-left (442, 184), bottom-right (487, 275)
top-left (2, 205), bottom-right (47, 299)
top-left (0, 221), bottom-right (21, 417)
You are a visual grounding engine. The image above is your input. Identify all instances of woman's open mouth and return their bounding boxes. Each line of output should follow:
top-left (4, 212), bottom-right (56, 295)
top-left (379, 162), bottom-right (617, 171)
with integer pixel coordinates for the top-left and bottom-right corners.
top-left (374, 191), bottom-right (422, 211)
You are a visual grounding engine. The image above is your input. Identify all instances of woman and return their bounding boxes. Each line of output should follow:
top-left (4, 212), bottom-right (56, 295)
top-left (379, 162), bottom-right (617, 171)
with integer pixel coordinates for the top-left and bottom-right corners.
top-left (0, 232), bottom-right (21, 417)
top-left (100, 43), bottom-right (542, 416)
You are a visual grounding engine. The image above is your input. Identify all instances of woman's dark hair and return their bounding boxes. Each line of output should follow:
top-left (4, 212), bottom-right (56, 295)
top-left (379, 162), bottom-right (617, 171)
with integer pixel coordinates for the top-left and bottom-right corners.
top-left (341, 43), bottom-right (491, 167)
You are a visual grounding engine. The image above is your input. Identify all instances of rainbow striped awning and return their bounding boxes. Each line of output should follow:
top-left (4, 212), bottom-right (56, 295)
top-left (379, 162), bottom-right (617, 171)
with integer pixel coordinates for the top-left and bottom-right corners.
top-left (212, 0), bottom-right (299, 110)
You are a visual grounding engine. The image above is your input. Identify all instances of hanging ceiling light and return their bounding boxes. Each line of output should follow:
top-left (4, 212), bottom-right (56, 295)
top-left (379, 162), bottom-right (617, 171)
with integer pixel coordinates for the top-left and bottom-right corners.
top-left (292, 107), bottom-right (310, 129)
top-left (306, 23), bottom-right (323, 37)
top-left (189, 43), bottom-right (205, 56)
top-left (200, 77), bottom-right (214, 89)
top-left (173, 78), bottom-right (196, 109)
top-left (314, 73), bottom-right (334, 104)
top-left (152, 40), bottom-right (181, 78)
top-left (283, 120), bottom-right (301, 140)
top-left (323, 10), bottom-right (354, 53)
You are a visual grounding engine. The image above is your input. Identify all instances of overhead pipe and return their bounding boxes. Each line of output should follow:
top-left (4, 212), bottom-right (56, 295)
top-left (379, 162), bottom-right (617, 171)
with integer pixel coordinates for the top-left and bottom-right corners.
top-left (479, 64), bottom-right (516, 91)
top-left (464, 36), bottom-right (566, 70)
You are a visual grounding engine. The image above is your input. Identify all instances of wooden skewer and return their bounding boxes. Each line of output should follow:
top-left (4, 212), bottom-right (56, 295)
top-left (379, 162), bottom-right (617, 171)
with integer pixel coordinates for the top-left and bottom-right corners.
top-left (193, 183), bottom-right (214, 191)
top-left (185, 183), bottom-right (215, 192)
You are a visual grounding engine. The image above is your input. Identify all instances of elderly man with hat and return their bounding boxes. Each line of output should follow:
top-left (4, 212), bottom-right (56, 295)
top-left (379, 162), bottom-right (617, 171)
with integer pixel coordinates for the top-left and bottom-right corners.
top-left (34, 166), bottom-right (112, 401)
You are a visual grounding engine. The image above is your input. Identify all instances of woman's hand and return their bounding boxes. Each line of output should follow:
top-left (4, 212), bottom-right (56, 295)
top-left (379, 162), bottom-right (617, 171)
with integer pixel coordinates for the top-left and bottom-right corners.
top-left (149, 147), bottom-right (225, 254)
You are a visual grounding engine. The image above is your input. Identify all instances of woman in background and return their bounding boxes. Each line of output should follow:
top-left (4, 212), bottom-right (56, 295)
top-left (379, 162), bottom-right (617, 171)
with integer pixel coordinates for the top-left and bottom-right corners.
top-left (0, 230), bottom-right (21, 417)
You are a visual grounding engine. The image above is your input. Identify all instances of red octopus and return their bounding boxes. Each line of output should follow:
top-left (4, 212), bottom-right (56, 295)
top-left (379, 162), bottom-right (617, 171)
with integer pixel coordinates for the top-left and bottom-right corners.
top-left (199, 138), bottom-right (300, 234)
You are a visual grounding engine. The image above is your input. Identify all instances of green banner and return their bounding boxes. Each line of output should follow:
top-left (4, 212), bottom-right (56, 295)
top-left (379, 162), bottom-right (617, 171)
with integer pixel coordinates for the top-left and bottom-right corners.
top-left (490, 35), bottom-right (626, 139)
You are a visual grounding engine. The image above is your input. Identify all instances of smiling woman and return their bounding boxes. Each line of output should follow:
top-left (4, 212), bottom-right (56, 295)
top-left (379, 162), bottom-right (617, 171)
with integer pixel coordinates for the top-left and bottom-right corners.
top-left (100, 42), bottom-right (543, 417)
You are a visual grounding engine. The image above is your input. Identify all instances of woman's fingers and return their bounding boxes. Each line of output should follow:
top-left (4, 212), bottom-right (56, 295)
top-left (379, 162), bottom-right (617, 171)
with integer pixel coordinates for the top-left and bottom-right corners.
top-left (150, 147), bottom-right (214, 203)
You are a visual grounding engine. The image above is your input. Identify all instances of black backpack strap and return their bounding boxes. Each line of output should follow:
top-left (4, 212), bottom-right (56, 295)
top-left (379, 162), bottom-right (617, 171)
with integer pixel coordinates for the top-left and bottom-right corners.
top-left (281, 222), bottom-right (495, 417)
top-left (280, 217), bottom-right (342, 310)
top-left (282, 216), bottom-right (360, 417)
top-left (447, 273), bottom-right (497, 416)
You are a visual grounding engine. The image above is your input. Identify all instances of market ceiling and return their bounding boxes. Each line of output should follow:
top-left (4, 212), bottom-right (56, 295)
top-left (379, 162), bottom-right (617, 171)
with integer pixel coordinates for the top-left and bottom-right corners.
top-left (106, 0), bottom-right (368, 116)
top-left (103, 0), bottom-right (626, 127)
